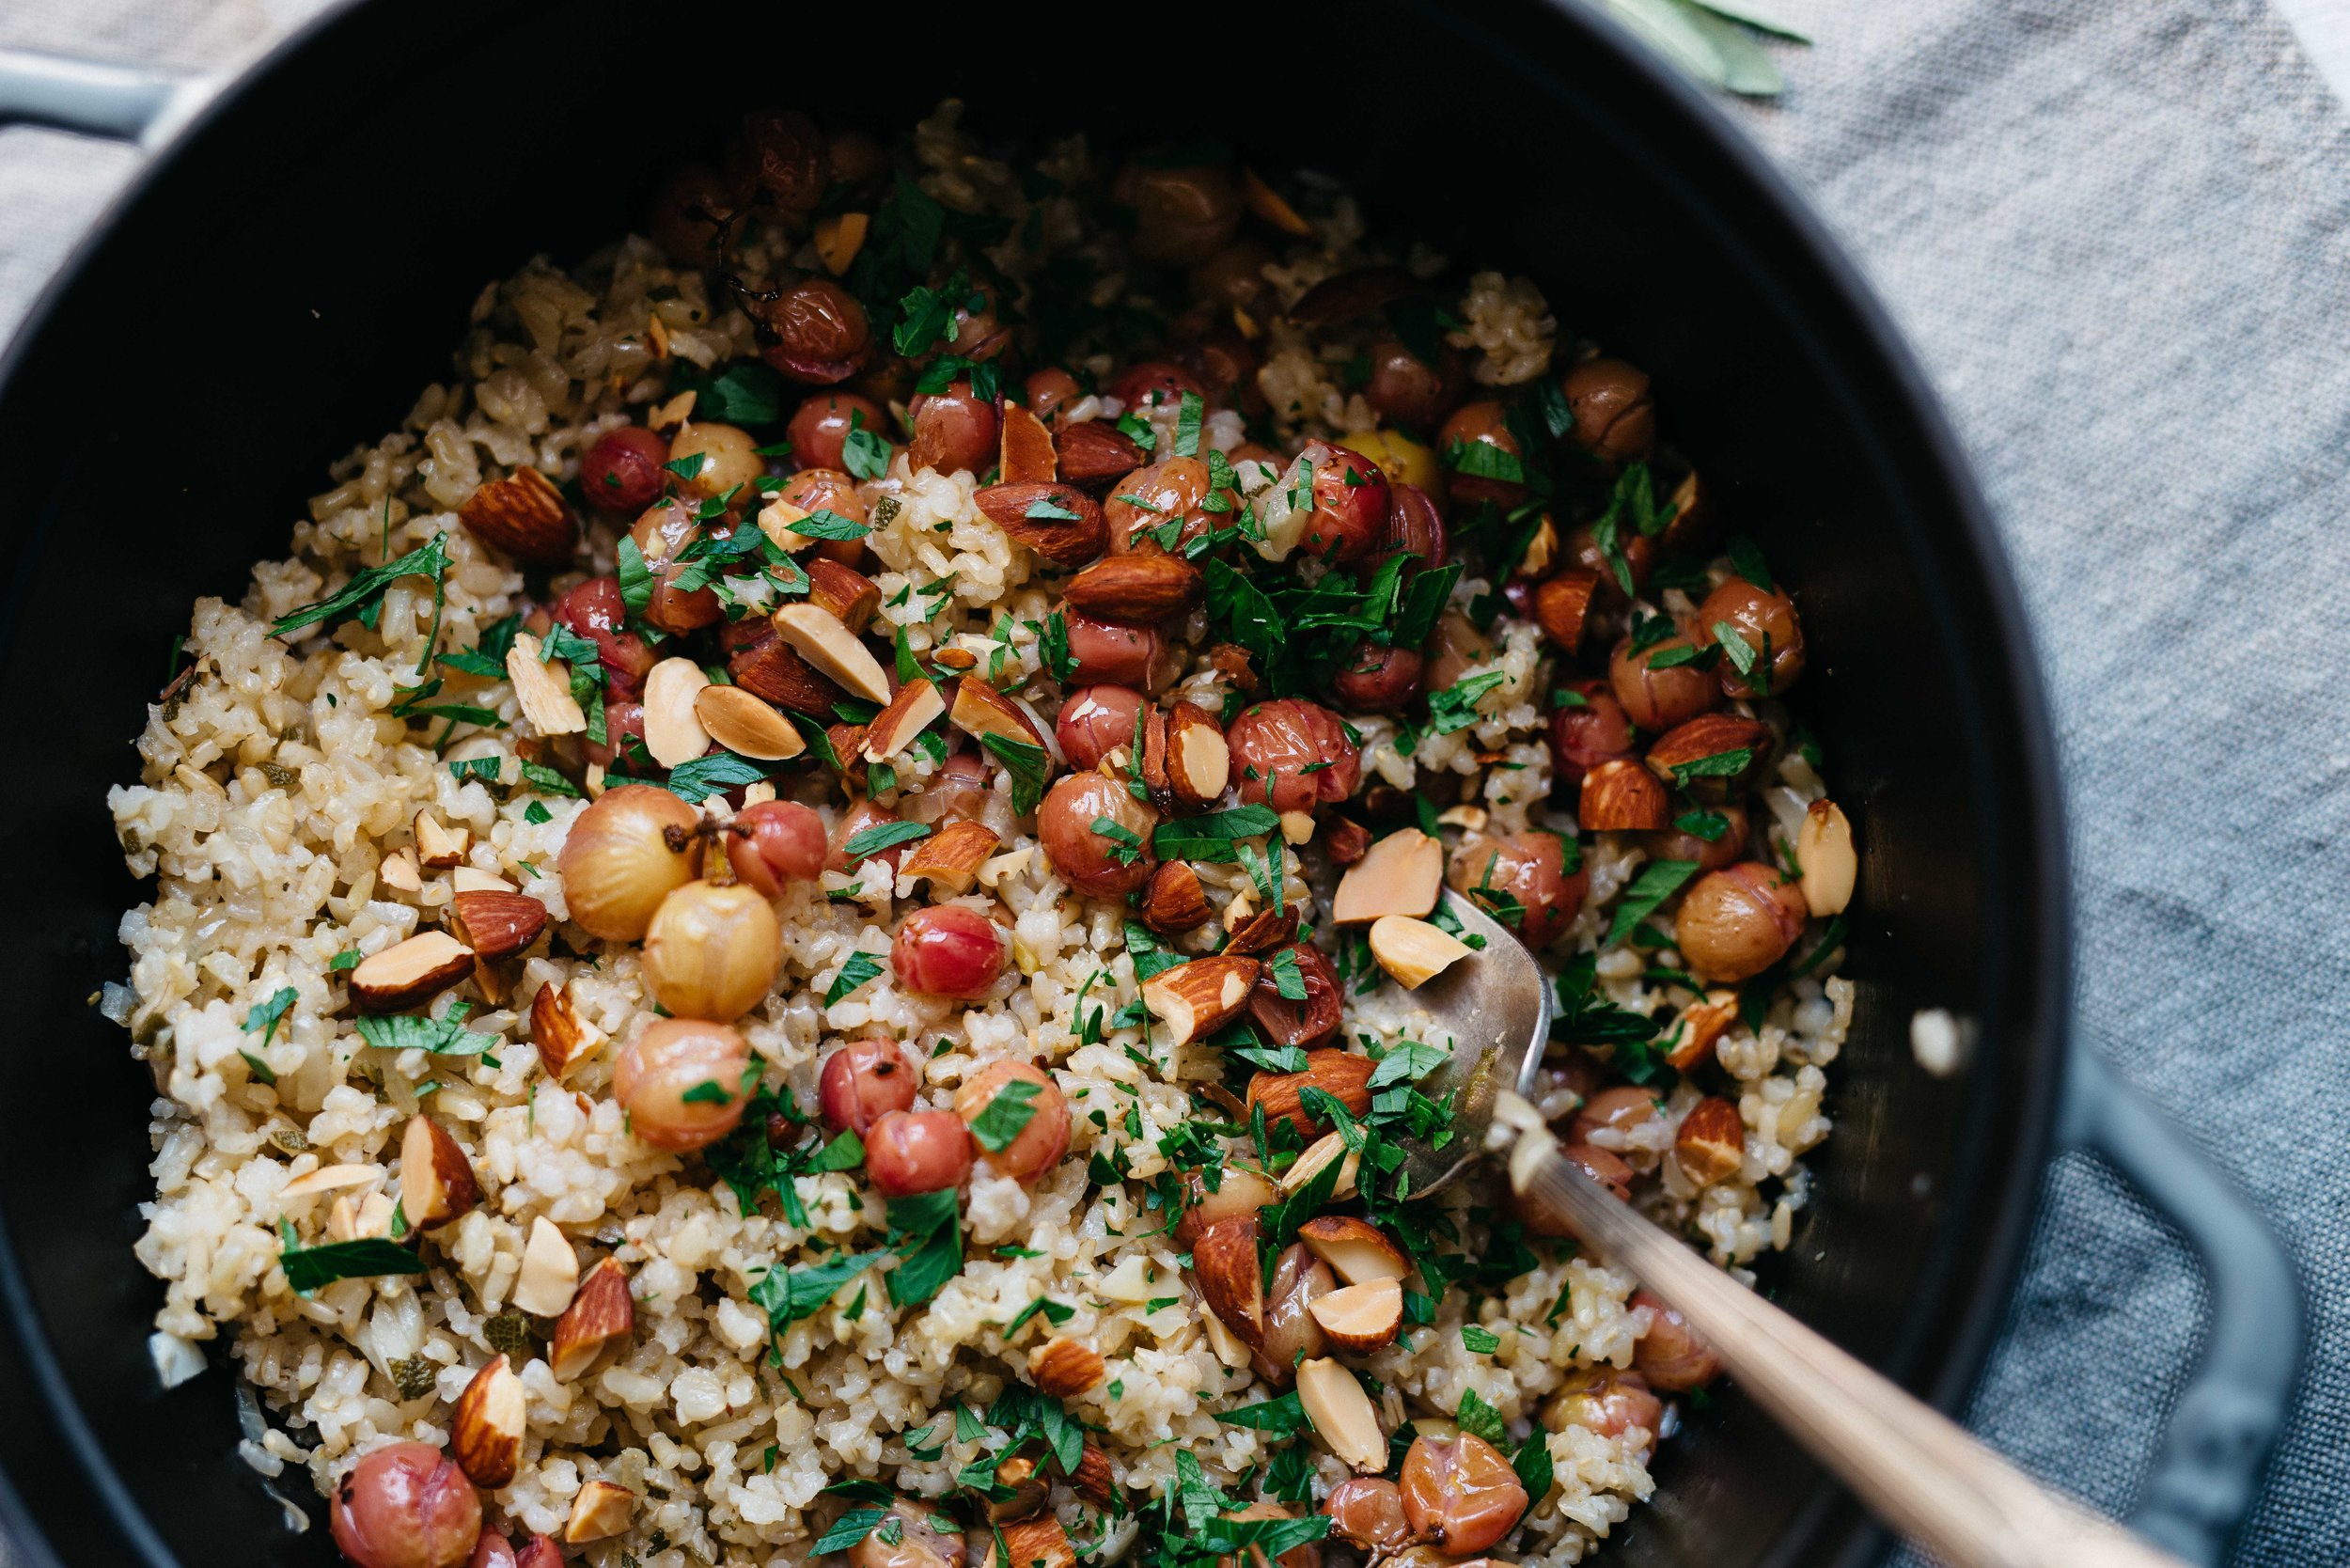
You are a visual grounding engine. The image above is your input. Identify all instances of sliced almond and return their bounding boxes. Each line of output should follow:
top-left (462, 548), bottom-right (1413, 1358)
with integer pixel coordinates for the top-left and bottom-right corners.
top-left (352, 1190), bottom-right (397, 1240)
top-left (814, 211), bottom-right (870, 275)
top-left (450, 1354), bottom-right (525, 1488)
top-left (1242, 168), bottom-right (1314, 236)
top-left (414, 812), bottom-right (469, 870)
top-left (1436, 804), bottom-right (1488, 832)
top-left (806, 557), bottom-right (882, 635)
top-left (350, 931), bottom-right (474, 1012)
top-left (1308, 1278), bottom-right (1404, 1355)
top-left (861, 679), bottom-right (947, 763)
top-left (900, 820), bottom-right (1000, 896)
top-left (1331, 828), bottom-right (1442, 924)
top-left (452, 867), bottom-right (516, 894)
top-left (512, 1215), bottom-right (580, 1317)
top-left (772, 604), bottom-right (890, 705)
top-left (325, 1195), bottom-right (363, 1244)
top-left (563, 1480), bottom-right (635, 1544)
top-left (1277, 810), bottom-right (1316, 846)
top-left (378, 848), bottom-right (424, 895)
top-left (530, 981), bottom-right (603, 1082)
top-left (695, 683), bottom-right (806, 760)
top-left (400, 1115), bottom-right (479, 1230)
top-left (448, 889), bottom-right (548, 962)
top-left (1797, 799), bottom-right (1856, 916)
top-left (641, 657), bottom-right (713, 768)
top-left (998, 402), bottom-right (1058, 484)
top-left (1199, 1301), bottom-right (1255, 1370)
top-left (278, 1164), bottom-right (382, 1200)
top-left (1191, 1214), bottom-right (1265, 1345)
top-left (506, 634), bottom-right (587, 737)
top-left (549, 1256), bottom-right (634, 1381)
top-left (949, 675), bottom-right (1050, 752)
top-left (1296, 1356), bottom-right (1386, 1470)
top-left (1281, 1131), bottom-right (1360, 1200)
top-left (1165, 702), bottom-right (1230, 809)
top-left (1368, 915), bottom-right (1472, 990)
top-left (1141, 954), bottom-right (1261, 1046)
top-left (1028, 1337), bottom-right (1105, 1399)
top-left (1516, 514), bottom-right (1560, 579)
top-left (1667, 989), bottom-right (1742, 1071)
top-left (978, 1515), bottom-right (1075, 1568)
top-left (757, 495), bottom-right (821, 554)
top-left (1675, 1096), bottom-right (1746, 1186)
top-left (1297, 1215), bottom-right (1412, 1285)
top-left (1139, 860), bottom-right (1212, 933)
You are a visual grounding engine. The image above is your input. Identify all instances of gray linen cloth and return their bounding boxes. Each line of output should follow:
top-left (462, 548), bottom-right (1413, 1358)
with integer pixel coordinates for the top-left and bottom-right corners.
top-left (2, 1), bottom-right (2343, 1562)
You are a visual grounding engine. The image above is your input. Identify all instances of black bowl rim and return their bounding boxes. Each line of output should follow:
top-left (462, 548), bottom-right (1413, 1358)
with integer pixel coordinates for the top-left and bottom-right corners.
top-left (0, 2), bottom-right (2073, 1563)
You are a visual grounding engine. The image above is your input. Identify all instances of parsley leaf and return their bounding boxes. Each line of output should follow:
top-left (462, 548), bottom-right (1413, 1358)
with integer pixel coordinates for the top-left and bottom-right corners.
top-left (967, 1080), bottom-right (1043, 1153)
top-left (1606, 860), bottom-right (1700, 947)
top-left (845, 820), bottom-right (932, 861)
top-left (1428, 670), bottom-right (1509, 735)
top-left (1152, 804), bottom-right (1279, 862)
top-left (270, 534), bottom-right (452, 642)
top-left (243, 986), bottom-right (298, 1049)
top-left (662, 753), bottom-right (768, 804)
top-left (826, 952), bottom-right (885, 1006)
top-left (276, 1222), bottom-right (428, 1294)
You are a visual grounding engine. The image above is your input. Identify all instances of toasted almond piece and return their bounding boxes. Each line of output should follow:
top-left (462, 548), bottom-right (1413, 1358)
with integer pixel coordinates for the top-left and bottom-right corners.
top-left (325, 1194), bottom-right (363, 1243)
top-left (379, 848), bottom-right (424, 895)
top-left (728, 619), bottom-right (845, 714)
top-left (512, 1215), bottom-right (580, 1317)
top-left (900, 820), bottom-right (1000, 895)
top-left (1531, 568), bottom-right (1600, 649)
top-left (1297, 1215), bottom-right (1412, 1285)
top-left (400, 1115), bottom-right (480, 1230)
top-left (973, 481), bottom-right (1109, 565)
top-left (772, 604), bottom-right (890, 704)
top-left (452, 866), bottom-right (515, 893)
top-left (1163, 703), bottom-right (1230, 809)
top-left (648, 389), bottom-right (696, 430)
top-left (1247, 1051), bottom-right (1375, 1138)
top-left (979, 1515), bottom-right (1075, 1568)
top-left (352, 1190), bottom-right (397, 1240)
top-left (1223, 906), bottom-right (1299, 957)
top-left (1198, 1299), bottom-right (1256, 1369)
top-left (805, 557), bottom-right (882, 635)
top-left (814, 211), bottom-right (870, 275)
top-left (1138, 860), bottom-right (1212, 934)
top-left (757, 495), bottom-right (822, 554)
top-left (1141, 954), bottom-right (1262, 1046)
top-left (1323, 814), bottom-right (1370, 866)
top-left (1675, 1096), bottom-right (1746, 1186)
top-left (1666, 989), bottom-right (1741, 1071)
top-left (1797, 800), bottom-right (1856, 916)
top-left (1243, 168), bottom-right (1314, 236)
top-left (1579, 757), bottom-right (1670, 832)
top-left (1057, 420), bottom-right (1145, 489)
top-left (1029, 1337), bottom-right (1106, 1399)
top-left (1516, 514), bottom-right (1560, 579)
top-left (1331, 828), bottom-right (1442, 924)
top-left (694, 683), bottom-right (806, 760)
top-left (985, 1453), bottom-right (1050, 1523)
top-left (1277, 810), bottom-right (1316, 846)
top-left (1191, 1214), bottom-right (1265, 1345)
top-left (861, 679), bottom-right (947, 762)
top-left (1368, 915), bottom-right (1472, 990)
top-left (641, 657), bottom-right (713, 768)
top-left (1063, 554), bottom-right (1203, 626)
top-left (1296, 1356), bottom-right (1386, 1470)
top-left (1436, 804), bottom-right (1488, 832)
top-left (549, 1256), bottom-right (634, 1381)
top-left (506, 634), bottom-right (588, 737)
top-left (999, 402), bottom-right (1058, 484)
top-left (530, 981), bottom-right (603, 1082)
top-left (1171, 1167), bottom-right (1282, 1251)
top-left (450, 889), bottom-right (549, 962)
top-left (949, 674), bottom-right (1051, 753)
top-left (350, 931), bottom-right (474, 1011)
top-left (1309, 1278), bottom-right (1404, 1355)
top-left (1072, 1442), bottom-right (1115, 1506)
top-left (1281, 1131), bottom-right (1360, 1200)
top-left (414, 812), bottom-right (469, 870)
top-left (450, 1354), bottom-right (525, 1488)
top-left (459, 466), bottom-right (577, 566)
top-left (1646, 713), bottom-right (1773, 796)
top-left (278, 1164), bottom-right (382, 1200)
top-left (563, 1480), bottom-right (635, 1544)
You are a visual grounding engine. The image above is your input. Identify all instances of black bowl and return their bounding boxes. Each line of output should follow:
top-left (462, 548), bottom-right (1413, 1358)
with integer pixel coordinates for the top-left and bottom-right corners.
top-left (0, 3), bottom-right (2069, 1564)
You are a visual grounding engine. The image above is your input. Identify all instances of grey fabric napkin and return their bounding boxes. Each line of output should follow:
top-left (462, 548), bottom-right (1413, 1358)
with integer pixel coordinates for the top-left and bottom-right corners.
top-left (3, 1), bottom-right (2343, 1562)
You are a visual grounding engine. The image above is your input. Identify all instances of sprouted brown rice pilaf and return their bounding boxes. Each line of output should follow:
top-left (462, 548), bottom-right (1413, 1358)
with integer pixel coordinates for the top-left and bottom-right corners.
top-left (107, 100), bottom-right (1856, 1568)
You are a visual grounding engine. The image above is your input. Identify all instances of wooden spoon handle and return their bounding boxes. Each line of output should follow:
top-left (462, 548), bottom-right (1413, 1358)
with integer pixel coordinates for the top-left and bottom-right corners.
top-left (1513, 1141), bottom-right (2189, 1568)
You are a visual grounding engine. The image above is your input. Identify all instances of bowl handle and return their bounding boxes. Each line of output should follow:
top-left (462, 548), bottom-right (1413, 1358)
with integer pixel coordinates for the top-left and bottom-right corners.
top-left (2058, 1047), bottom-right (2302, 1564)
top-left (0, 49), bottom-right (212, 146)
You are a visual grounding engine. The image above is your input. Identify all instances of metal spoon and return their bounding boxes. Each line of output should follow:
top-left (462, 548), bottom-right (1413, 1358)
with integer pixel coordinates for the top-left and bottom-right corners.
top-left (1393, 893), bottom-right (2187, 1568)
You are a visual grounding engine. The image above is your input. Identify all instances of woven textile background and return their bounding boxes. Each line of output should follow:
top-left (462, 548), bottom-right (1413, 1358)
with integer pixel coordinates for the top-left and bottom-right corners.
top-left (4, 1), bottom-right (2344, 1561)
